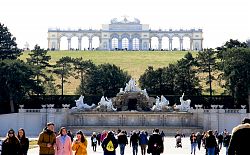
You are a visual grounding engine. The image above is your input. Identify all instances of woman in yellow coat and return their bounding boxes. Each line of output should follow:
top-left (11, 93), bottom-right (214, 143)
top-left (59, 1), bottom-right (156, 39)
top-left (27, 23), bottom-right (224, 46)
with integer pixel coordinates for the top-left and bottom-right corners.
top-left (72, 131), bottom-right (88, 155)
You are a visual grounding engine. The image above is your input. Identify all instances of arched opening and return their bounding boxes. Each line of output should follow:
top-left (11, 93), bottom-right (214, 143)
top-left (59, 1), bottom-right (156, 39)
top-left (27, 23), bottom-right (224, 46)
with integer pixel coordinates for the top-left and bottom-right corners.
top-left (150, 37), bottom-right (159, 50)
top-left (122, 38), bottom-right (129, 50)
top-left (81, 36), bottom-right (89, 50)
top-left (71, 36), bottom-right (78, 50)
top-left (162, 37), bottom-right (170, 50)
top-left (60, 36), bottom-right (68, 50)
top-left (111, 38), bottom-right (118, 50)
top-left (92, 36), bottom-right (100, 50)
top-left (132, 38), bottom-right (139, 50)
top-left (172, 37), bottom-right (180, 51)
top-left (183, 36), bottom-right (191, 51)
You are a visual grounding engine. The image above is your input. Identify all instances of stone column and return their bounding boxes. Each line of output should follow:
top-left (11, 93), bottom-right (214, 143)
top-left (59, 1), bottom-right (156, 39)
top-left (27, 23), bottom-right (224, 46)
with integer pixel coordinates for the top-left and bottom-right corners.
top-left (169, 39), bottom-right (173, 51)
top-left (109, 39), bottom-right (112, 50)
top-left (89, 38), bottom-right (92, 50)
top-left (67, 38), bottom-right (71, 50)
top-left (200, 39), bottom-right (203, 51)
top-left (118, 39), bottom-right (122, 50)
top-left (190, 39), bottom-right (193, 50)
top-left (57, 39), bottom-right (60, 50)
top-left (149, 38), bottom-right (152, 50)
top-left (129, 39), bottom-right (133, 50)
top-left (48, 38), bottom-right (50, 50)
top-left (158, 38), bottom-right (162, 50)
top-left (78, 38), bottom-right (82, 50)
top-left (139, 39), bottom-right (142, 50)
top-left (180, 38), bottom-right (183, 51)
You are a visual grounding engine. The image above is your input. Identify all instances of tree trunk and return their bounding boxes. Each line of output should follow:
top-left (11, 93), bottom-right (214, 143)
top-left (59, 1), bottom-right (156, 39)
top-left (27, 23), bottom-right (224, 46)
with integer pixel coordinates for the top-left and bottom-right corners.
top-left (9, 93), bottom-right (15, 113)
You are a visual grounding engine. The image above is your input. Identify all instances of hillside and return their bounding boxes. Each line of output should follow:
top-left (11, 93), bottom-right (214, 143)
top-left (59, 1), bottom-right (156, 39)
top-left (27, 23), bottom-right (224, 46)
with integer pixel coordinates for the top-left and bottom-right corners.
top-left (19, 50), bottom-right (224, 95)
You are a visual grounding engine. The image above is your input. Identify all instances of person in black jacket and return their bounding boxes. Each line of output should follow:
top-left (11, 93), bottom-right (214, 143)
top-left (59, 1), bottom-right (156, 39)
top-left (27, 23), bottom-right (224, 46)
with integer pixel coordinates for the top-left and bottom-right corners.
top-left (117, 130), bottom-right (128, 155)
top-left (17, 128), bottom-right (29, 155)
top-left (101, 131), bottom-right (118, 155)
top-left (205, 130), bottom-right (217, 155)
top-left (130, 131), bottom-right (140, 155)
top-left (223, 132), bottom-right (231, 155)
top-left (1, 129), bottom-right (20, 155)
top-left (228, 117), bottom-right (250, 155)
top-left (147, 129), bottom-right (164, 155)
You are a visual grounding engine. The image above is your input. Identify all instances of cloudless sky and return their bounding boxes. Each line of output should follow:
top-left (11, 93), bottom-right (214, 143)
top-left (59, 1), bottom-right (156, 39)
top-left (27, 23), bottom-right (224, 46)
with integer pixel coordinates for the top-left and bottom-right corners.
top-left (0, 0), bottom-right (249, 49)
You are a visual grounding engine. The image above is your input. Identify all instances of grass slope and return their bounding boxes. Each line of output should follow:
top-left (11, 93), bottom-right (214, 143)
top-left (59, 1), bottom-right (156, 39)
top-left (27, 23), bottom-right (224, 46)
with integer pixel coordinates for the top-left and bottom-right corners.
top-left (19, 50), bottom-right (224, 95)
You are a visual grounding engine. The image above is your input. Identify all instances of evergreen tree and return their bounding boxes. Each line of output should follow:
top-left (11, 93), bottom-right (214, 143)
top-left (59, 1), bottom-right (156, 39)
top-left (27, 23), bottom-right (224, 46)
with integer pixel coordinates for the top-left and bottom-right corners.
top-left (26, 45), bottom-right (51, 94)
top-left (0, 23), bottom-right (22, 60)
top-left (0, 59), bottom-right (42, 112)
top-left (196, 49), bottom-right (217, 96)
top-left (78, 63), bottom-right (131, 96)
top-left (53, 56), bottom-right (73, 96)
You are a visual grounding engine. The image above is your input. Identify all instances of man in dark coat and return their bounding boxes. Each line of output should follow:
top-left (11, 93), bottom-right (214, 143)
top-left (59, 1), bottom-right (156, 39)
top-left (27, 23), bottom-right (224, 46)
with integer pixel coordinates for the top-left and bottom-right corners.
top-left (228, 117), bottom-right (250, 155)
top-left (147, 129), bottom-right (164, 155)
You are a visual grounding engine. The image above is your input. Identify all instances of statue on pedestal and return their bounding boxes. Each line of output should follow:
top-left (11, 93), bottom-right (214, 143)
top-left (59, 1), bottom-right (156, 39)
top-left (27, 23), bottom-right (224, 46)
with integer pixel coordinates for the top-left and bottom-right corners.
top-left (71, 95), bottom-right (96, 110)
top-left (151, 95), bottom-right (170, 111)
top-left (96, 96), bottom-right (117, 111)
top-left (174, 93), bottom-right (191, 111)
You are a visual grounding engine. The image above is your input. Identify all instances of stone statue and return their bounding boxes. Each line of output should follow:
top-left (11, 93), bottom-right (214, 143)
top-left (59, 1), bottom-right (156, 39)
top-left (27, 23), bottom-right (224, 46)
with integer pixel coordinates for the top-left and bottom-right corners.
top-left (174, 93), bottom-right (191, 111)
top-left (96, 96), bottom-right (117, 111)
top-left (151, 95), bottom-right (170, 111)
top-left (124, 78), bottom-right (139, 92)
top-left (72, 95), bottom-right (95, 110)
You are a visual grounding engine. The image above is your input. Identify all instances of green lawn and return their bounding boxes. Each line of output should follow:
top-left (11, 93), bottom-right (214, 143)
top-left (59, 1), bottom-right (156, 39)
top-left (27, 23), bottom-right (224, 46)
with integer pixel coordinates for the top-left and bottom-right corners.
top-left (19, 50), bottom-right (224, 95)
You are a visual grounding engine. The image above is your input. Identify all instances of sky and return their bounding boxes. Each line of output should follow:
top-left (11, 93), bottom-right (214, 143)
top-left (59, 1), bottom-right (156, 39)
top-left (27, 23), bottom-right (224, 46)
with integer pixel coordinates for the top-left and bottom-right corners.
top-left (0, 0), bottom-right (249, 49)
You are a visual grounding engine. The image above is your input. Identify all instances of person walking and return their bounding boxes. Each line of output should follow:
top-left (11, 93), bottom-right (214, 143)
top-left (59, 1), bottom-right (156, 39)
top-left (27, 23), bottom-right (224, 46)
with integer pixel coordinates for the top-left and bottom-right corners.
top-left (117, 130), bottom-right (128, 155)
top-left (67, 130), bottom-right (74, 142)
top-left (190, 132), bottom-right (197, 155)
top-left (91, 132), bottom-right (98, 152)
top-left (130, 131), bottom-right (140, 155)
top-left (101, 131), bottom-right (118, 155)
top-left (147, 129), bottom-right (164, 155)
top-left (55, 127), bottom-right (72, 155)
top-left (205, 130), bottom-right (217, 155)
top-left (228, 117), bottom-right (250, 155)
top-left (1, 129), bottom-right (20, 155)
top-left (217, 133), bottom-right (223, 150)
top-left (223, 132), bottom-right (231, 155)
top-left (72, 130), bottom-right (87, 155)
top-left (38, 122), bottom-right (56, 155)
top-left (97, 132), bottom-right (101, 146)
top-left (17, 128), bottom-right (29, 155)
top-left (139, 130), bottom-right (148, 155)
top-left (196, 132), bottom-right (202, 151)
top-left (160, 131), bottom-right (165, 142)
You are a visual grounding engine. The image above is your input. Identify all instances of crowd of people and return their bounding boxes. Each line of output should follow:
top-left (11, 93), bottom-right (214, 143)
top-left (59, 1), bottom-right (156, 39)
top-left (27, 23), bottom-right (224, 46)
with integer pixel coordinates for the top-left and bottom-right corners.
top-left (1, 117), bottom-right (250, 155)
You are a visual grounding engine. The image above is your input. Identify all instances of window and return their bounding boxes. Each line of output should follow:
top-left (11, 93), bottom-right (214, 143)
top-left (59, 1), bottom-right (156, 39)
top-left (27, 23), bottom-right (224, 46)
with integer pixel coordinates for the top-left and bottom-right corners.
top-left (122, 38), bottom-right (129, 50)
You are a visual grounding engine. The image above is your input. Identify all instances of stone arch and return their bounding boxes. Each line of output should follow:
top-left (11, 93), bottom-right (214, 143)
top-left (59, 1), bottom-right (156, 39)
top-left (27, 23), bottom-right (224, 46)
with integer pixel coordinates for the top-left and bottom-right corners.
top-left (121, 33), bottom-right (130, 39)
top-left (171, 34), bottom-right (181, 51)
top-left (110, 33), bottom-right (119, 39)
top-left (182, 34), bottom-right (192, 50)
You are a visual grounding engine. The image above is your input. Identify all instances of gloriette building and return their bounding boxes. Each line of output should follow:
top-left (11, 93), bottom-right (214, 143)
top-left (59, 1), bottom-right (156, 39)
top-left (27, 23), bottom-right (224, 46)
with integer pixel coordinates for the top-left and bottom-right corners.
top-left (48, 17), bottom-right (203, 51)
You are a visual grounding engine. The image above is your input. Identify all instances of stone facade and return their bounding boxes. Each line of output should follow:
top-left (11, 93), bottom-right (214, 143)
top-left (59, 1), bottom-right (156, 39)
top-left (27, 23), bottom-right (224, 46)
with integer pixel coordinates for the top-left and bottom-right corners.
top-left (48, 17), bottom-right (203, 51)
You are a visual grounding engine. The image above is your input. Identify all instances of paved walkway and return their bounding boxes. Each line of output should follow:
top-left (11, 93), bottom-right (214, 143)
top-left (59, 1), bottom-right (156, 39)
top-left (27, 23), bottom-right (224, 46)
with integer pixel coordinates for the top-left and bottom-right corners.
top-left (28, 137), bottom-right (226, 155)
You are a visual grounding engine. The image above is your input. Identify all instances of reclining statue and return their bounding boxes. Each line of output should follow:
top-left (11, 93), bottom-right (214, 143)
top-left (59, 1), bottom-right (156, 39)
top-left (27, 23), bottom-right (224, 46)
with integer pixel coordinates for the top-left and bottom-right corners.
top-left (97, 96), bottom-right (117, 111)
top-left (174, 93), bottom-right (191, 111)
top-left (72, 95), bottom-right (95, 110)
top-left (151, 95), bottom-right (170, 111)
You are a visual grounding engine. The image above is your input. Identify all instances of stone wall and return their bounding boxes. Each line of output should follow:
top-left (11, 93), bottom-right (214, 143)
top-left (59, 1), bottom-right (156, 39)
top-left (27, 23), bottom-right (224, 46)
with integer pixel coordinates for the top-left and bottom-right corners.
top-left (0, 107), bottom-right (249, 136)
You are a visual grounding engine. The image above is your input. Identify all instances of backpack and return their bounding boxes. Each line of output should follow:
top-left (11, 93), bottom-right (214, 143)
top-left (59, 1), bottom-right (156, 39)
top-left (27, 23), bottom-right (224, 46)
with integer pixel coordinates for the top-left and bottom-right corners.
top-left (106, 140), bottom-right (114, 151)
top-left (93, 137), bottom-right (97, 143)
